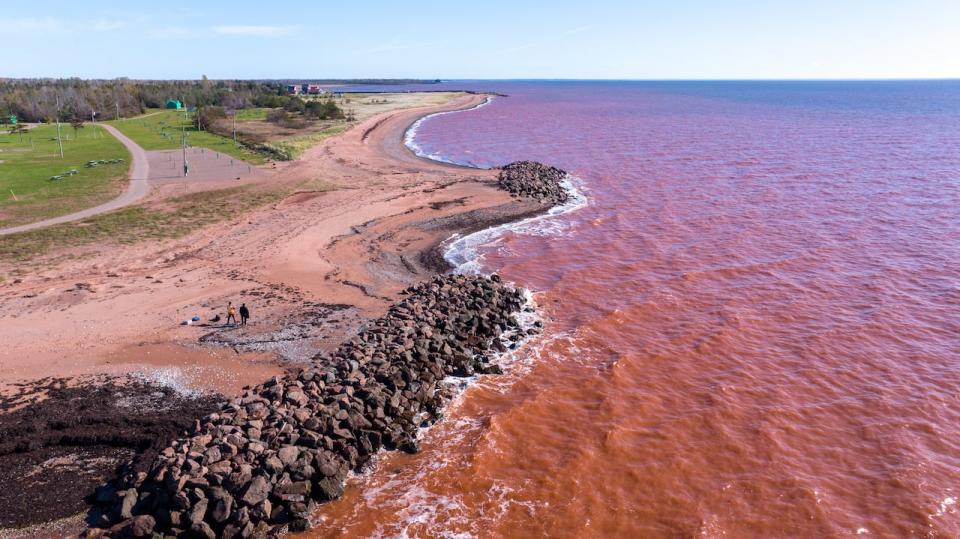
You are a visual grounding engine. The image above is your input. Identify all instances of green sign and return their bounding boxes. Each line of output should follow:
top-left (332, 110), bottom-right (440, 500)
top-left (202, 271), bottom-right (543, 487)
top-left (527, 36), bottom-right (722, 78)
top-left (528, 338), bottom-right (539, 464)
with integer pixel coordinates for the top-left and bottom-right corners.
top-left (7, 115), bottom-right (16, 125)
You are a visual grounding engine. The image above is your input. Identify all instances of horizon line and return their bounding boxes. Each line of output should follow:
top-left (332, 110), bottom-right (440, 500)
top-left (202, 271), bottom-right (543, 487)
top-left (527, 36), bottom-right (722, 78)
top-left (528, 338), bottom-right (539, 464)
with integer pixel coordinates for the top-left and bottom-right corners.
top-left (2, 77), bottom-right (959, 83)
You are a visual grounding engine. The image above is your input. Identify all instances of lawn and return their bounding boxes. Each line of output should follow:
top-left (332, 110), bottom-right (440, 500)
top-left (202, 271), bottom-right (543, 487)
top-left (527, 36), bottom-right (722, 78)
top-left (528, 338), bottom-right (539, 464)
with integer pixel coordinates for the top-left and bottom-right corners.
top-left (106, 110), bottom-right (268, 165)
top-left (0, 123), bottom-right (129, 228)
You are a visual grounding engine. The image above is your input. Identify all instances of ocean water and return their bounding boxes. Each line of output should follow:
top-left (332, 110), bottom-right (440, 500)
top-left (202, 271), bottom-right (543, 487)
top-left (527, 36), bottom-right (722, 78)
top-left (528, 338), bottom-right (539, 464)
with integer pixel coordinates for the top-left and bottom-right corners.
top-left (308, 81), bottom-right (960, 537)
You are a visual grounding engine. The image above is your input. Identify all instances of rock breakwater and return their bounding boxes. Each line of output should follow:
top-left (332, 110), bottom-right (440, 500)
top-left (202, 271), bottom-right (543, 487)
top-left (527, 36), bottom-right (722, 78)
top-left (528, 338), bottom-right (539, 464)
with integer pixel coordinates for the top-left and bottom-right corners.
top-left (497, 161), bottom-right (570, 205)
top-left (92, 274), bottom-right (537, 538)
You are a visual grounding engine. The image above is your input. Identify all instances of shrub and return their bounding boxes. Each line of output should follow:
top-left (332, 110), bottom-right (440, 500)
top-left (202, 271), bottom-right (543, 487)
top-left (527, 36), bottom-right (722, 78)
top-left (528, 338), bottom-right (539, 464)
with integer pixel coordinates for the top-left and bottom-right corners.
top-left (304, 99), bottom-right (344, 120)
top-left (283, 99), bottom-right (306, 113)
top-left (196, 106), bottom-right (226, 130)
top-left (266, 108), bottom-right (288, 124)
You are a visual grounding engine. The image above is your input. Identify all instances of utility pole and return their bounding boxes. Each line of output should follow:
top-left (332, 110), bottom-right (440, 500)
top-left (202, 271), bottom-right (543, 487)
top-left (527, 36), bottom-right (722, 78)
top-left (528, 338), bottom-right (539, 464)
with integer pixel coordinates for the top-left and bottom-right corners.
top-left (181, 98), bottom-right (189, 176)
top-left (182, 123), bottom-right (188, 177)
top-left (116, 102), bottom-right (120, 121)
top-left (233, 110), bottom-right (237, 143)
top-left (55, 96), bottom-right (64, 158)
top-left (91, 110), bottom-right (97, 138)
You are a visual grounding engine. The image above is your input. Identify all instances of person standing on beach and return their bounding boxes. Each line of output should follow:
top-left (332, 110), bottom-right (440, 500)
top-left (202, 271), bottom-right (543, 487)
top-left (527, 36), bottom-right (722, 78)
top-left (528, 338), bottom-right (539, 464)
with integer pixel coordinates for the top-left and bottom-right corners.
top-left (239, 303), bottom-right (250, 326)
top-left (226, 302), bottom-right (238, 326)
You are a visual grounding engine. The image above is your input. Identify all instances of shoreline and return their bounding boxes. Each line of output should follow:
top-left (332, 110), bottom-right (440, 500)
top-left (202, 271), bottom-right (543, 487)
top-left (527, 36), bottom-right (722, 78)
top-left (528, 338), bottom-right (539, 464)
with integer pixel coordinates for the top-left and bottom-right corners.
top-left (402, 95), bottom-right (496, 167)
top-left (0, 92), bottom-right (564, 535)
top-left (0, 92), bottom-right (543, 391)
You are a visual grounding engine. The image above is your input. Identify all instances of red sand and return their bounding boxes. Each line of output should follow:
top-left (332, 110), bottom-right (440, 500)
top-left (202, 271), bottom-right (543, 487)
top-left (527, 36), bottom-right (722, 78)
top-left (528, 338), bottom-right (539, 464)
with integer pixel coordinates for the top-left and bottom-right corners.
top-left (0, 93), bottom-right (538, 397)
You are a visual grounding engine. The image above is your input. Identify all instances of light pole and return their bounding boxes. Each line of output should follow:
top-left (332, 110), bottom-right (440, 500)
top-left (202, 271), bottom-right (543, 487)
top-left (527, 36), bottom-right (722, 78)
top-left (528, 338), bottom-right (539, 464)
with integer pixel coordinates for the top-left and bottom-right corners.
top-left (55, 96), bottom-right (64, 158)
top-left (182, 99), bottom-right (189, 177)
top-left (182, 123), bottom-right (188, 177)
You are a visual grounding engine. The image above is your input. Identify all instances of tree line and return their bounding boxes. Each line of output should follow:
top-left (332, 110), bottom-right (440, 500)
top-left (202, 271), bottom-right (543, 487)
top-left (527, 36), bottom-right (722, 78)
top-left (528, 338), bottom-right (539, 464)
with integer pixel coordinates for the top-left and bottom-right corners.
top-left (0, 78), bottom-right (294, 123)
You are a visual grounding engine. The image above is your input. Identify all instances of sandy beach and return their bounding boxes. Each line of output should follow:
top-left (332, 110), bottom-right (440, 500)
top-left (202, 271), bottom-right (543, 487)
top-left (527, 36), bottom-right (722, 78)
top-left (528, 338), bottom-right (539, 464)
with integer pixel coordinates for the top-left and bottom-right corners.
top-left (0, 93), bottom-right (544, 395)
top-left (0, 92), bottom-right (555, 535)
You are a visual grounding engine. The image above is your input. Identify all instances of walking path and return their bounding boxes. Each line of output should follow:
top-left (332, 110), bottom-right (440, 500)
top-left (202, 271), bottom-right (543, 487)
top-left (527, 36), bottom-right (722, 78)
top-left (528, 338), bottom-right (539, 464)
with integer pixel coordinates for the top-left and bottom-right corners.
top-left (0, 124), bottom-right (150, 236)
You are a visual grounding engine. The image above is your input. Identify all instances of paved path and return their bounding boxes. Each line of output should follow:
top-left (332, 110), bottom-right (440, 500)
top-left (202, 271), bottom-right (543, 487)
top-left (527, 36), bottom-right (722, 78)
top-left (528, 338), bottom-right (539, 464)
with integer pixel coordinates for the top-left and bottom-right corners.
top-left (0, 124), bottom-right (151, 236)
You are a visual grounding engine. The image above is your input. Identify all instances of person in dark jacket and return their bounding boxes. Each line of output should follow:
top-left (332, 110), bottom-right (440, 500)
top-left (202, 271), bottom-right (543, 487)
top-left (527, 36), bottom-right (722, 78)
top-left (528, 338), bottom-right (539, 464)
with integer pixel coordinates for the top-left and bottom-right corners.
top-left (239, 303), bottom-right (250, 326)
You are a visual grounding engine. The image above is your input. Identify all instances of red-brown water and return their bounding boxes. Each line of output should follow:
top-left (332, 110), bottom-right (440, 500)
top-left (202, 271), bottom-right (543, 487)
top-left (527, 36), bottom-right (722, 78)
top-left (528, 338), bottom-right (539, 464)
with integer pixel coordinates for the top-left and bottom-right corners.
top-left (309, 81), bottom-right (960, 537)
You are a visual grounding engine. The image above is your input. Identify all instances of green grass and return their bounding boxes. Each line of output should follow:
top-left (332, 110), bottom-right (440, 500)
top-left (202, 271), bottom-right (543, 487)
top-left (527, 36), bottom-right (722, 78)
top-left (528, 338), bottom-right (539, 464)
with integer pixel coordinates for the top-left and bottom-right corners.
top-left (270, 124), bottom-right (351, 160)
top-left (0, 185), bottom-right (286, 266)
top-left (0, 124), bottom-right (129, 228)
top-left (106, 110), bottom-right (268, 165)
top-left (234, 108), bottom-right (271, 121)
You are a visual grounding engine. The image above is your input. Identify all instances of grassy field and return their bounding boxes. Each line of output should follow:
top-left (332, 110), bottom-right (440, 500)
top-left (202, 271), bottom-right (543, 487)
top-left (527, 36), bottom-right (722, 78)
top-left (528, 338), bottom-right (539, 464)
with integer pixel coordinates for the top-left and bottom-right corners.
top-left (0, 184), bottom-right (287, 267)
top-left (228, 93), bottom-right (464, 160)
top-left (0, 173), bottom-right (340, 268)
top-left (106, 110), bottom-right (268, 165)
top-left (265, 123), bottom-right (351, 160)
top-left (0, 123), bottom-right (129, 228)
top-left (233, 108), bottom-right (271, 121)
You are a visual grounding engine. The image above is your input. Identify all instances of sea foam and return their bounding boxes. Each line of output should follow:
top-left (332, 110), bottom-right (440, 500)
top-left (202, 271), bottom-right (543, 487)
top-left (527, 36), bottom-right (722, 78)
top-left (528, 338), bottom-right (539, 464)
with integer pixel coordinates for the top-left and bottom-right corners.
top-left (443, 176), bottom-right (588, 275)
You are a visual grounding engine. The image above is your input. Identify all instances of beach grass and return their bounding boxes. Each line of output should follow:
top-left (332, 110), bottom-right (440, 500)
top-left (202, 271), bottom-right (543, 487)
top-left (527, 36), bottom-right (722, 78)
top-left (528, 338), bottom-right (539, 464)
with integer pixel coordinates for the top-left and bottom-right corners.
top-left (0, 184), bottom-right (288, 266)
top-left (270, 124), bottom-right (351, 160)
top-left (0, 169), bottom-right (344, 268)
top-left (106, 110), bottom-right (268, 165)
top-left (0, 123), bottom-right (129, 228)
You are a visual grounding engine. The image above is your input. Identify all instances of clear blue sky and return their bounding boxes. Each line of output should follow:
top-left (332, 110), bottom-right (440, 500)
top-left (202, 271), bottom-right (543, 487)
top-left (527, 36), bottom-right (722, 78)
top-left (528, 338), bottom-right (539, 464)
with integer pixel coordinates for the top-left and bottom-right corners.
top-left (4, 0), bottom-right (959, 79)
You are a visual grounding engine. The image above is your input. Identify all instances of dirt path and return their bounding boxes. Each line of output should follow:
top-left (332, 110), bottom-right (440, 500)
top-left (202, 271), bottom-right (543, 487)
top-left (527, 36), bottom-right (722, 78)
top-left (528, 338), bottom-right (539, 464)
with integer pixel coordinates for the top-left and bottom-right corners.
top-left (0, 124), bottom-right (150, 236)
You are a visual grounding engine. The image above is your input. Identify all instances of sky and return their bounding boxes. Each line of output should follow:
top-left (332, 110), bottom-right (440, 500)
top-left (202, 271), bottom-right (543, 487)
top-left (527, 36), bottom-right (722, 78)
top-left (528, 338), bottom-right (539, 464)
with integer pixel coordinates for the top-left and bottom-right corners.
top-left (3, 0), bottom-right (959, 80)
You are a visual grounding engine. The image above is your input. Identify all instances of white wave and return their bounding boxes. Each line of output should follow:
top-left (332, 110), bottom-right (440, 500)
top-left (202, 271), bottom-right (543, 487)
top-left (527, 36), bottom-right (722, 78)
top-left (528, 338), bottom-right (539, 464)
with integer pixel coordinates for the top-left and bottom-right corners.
top-left (130, 367), bottom-right (203, 398)
top-left (404, 95), bottom-right (495, 168)
top-left (443, 176), bottom-right (589, 275)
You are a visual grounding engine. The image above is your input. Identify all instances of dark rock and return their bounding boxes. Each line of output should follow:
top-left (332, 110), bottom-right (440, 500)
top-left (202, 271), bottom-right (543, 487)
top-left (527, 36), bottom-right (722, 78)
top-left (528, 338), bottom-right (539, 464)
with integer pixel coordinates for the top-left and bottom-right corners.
top-left (314, 469), bottom-right (347, 501)
top-left (186, 497), bottom-right (208, 527)
top-left (497, 161), bottom-right (569, 205)
top-left (118, 489), bottom-right (137, 520)
top-left (107, 515), bottom-right (155, 538)
top-left (190, 521), bottom-right (216, 539)
top-left (89, 274), bottom-right (532, 538)
top-left (240, 476), bottom-right (270, 506)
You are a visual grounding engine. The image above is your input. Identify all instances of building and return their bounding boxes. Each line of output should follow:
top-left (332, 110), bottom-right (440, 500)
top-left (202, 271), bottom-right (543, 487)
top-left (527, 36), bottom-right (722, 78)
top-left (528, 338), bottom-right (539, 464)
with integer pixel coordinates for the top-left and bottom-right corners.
top-left (285, 84), bottom-right (327, 96)
top-left (165, 99), bottom-right (183, 110)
